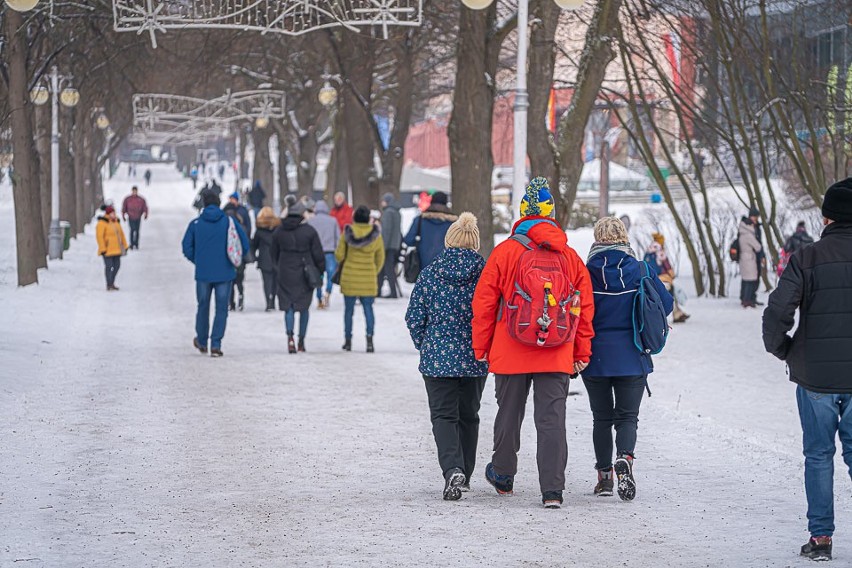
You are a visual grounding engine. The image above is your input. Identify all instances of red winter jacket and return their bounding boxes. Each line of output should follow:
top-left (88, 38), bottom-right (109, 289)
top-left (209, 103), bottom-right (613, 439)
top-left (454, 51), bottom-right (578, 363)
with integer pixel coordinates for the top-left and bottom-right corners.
top-left (330, 203), bottom-right (354, 230)
top-left (472, 216), bottom-right (595, 375)
top-left (122, 194), bottom-right (148, 221)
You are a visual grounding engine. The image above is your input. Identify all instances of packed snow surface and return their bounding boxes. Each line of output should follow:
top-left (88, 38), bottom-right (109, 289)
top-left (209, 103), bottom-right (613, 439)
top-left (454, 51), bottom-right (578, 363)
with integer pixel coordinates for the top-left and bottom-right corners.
top-left (1, 164), bottom-right (848, 567)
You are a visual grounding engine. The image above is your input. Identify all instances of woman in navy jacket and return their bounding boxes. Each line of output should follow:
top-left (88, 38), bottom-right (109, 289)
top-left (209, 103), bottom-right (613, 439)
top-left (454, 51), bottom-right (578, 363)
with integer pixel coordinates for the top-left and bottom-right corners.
top-left (405, 212), bottom-right (487, 502)
top-left (582, 217), bottom-right (672, 501)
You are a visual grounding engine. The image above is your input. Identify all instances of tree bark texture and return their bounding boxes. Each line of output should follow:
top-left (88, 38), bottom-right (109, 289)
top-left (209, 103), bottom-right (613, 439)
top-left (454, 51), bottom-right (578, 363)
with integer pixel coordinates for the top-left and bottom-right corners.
top-left (59, 106), bottom-right (76, 232)
top-left (251, 127), bottom-right (274, 206)
top-left (35, 104), bottom-right (51, 247)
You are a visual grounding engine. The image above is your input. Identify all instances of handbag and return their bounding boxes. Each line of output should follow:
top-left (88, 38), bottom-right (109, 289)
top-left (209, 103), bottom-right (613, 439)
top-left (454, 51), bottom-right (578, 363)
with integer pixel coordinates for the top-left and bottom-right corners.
top-left (303, 257), bottom-right (322, 289)
top-left (403, 218), bottom-right (422, 284)
top-left (226, 217), bottom-right (243, 268)
top-left (331, 242), bottom-right (346, 285)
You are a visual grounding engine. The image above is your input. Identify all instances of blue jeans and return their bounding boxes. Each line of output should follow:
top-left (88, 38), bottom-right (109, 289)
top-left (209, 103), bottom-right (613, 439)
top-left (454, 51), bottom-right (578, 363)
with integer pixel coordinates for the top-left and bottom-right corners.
top-left (344, 296), bottom-right (375, 338)
top-left (317, 253), bottom-right (337, 299)
top-left (285, 308), bottom-right (309, 338)
top-left (796, 386), bottom-right (852, 537)
top-left (196, 281), bottom-right (231, 349)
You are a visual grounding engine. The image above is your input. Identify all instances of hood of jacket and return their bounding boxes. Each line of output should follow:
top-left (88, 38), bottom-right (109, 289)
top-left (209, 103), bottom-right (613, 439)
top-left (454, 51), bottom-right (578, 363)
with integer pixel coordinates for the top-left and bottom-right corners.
top-left (511, 216), bottom-right (568, 253)
top-left (421, 207), bottom-right (457, 223)
top-left (344, 223), bottom-right (381, 248)
top-left (430, 247), bottom-right (486, 286)
top-left (587, 249), bottom-right (642, 293)
top-left (739, 218), bottom-right (755, 235)
top-left (280, 214), bottom-right (304, 231)
top-left (200, 205), bottom-right (226, 223)
top-left (314, 201), bottom-right (330, 215)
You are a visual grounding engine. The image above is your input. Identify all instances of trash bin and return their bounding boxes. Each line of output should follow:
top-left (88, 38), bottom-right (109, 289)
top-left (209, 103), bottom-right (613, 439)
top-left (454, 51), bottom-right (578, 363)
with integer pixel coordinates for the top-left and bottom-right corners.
top-left (60, 221), bottom-right (72, 251)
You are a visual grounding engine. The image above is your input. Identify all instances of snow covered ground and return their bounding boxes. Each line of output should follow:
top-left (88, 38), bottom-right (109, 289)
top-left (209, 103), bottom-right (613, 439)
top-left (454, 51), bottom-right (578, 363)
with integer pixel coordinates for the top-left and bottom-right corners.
top-left (1, 164), bottom-right (850, 567)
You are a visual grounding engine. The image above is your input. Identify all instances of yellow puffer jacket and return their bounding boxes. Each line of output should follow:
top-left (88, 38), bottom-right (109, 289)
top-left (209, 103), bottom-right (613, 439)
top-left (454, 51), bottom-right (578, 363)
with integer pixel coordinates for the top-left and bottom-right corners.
top-left (335, 223), bottom-right (385, 297)
top-left (96, 218), bottom-right (128, 257)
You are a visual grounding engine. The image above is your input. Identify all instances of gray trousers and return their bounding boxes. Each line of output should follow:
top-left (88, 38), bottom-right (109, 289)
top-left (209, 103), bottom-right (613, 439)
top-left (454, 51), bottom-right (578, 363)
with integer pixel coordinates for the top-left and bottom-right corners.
top-left (492, 372), bottom-right (570, 493)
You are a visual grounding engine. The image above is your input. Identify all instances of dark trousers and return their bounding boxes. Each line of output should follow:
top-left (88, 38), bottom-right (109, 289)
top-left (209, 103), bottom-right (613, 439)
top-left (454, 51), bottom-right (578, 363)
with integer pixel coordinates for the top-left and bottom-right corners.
top-left (740, 279), bottom-right (758, 305)
top-left (582, 375), bottom-right (646, 470)
top-left (103, 255), bottom-right (121, 288)
top-left (231, 264), bottom-right (246, 307)
top-left (261, 270), bottom-right (277, 308)
top-left (492, 373), bottom-right (570, 493)
top-left (423, 376), bottom-right (487, 479)
top-left (128, 219), bottom-right (141, 249)
top-left (378, 248), bottom-right (400, 298)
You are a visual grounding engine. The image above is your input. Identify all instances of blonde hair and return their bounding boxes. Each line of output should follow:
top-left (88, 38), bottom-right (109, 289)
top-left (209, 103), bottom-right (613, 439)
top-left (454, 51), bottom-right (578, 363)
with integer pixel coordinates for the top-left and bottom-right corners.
top-left (256, 206), bottom-right (281, 229)
top-left (593, 216), bottom-right (629, 244)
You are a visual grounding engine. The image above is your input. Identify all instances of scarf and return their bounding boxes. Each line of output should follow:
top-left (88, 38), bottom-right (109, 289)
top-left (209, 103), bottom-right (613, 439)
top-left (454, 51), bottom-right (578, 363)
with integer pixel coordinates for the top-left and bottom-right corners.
top-left (587, 242), bottom-right (636, 262)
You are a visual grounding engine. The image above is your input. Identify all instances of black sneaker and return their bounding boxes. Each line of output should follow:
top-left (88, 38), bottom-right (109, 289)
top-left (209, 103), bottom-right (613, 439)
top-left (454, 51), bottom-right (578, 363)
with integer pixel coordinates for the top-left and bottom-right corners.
top-left (542, 491), bottom-right (563, 509)
top-left (485, 463), bottom-right (513, 495)
top-left (594, 468), bottom-right (614, 497)
top-left (193, 338), bottom-right (208, 354)
top-left (210, 348), bottom-right (223, 358)
top-left (801, 536), bottom-right (832, 561)
top-left (443, 468), bottom-right (465, 501)
top-left (614, 455), bottom-right (636, 501)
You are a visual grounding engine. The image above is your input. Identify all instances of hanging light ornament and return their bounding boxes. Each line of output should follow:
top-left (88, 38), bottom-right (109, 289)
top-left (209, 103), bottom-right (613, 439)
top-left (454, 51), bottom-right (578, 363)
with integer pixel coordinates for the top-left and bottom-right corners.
top-left (255, 116), bottom-right (270, 129)
top-left (30, 85), bottom-right (49, 106)
top-left (96, 114), bottom-right (110, 130)
top-left (318, 83), bottom-right (338, 107)
top-left (5, 0), bottom-right (41, 12)
top-left (60, 88), bottom-right (80, 108)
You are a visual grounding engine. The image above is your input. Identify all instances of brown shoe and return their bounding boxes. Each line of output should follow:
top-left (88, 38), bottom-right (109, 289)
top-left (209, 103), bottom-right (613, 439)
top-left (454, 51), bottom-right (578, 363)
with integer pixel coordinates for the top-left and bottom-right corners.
top-left (193, 338), bottom-right (208, 354)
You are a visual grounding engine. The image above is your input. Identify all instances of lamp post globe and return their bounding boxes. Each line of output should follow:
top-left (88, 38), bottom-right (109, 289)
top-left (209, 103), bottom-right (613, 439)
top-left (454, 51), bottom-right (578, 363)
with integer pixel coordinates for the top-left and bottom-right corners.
top-left (96, 114), bottom-right (110, 130)
top-left (318, 84), bottom-right (337, 107)
top-left (60, 88), bottom-right (80, 108)
top-left (5, 0), bottom-right (40, 11)
top-left (255, 116), bottom-right (269, 129)
top-left (30, 85), bottom-right (49, 106)
top-left (460, 0), bottom-right (494, 9)
top-left (553, 0), bottom-right (584, 8)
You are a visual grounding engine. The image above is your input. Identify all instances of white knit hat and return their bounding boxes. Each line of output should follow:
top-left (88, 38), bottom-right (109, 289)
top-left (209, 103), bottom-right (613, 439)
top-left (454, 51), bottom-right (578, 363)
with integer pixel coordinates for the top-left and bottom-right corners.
top-left (444, 212), bottom-right (480, 251)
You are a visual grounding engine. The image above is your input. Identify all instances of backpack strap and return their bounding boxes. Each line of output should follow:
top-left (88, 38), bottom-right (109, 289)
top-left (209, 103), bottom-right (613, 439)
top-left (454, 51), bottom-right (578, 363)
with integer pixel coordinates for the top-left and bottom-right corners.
top-left (510, 234), bottom-right (534, 250)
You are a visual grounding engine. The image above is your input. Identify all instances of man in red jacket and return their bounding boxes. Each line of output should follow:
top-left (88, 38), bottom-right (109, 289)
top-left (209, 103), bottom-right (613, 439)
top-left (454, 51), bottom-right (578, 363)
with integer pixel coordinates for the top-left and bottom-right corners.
top-left (472, 177), bottom-right (594, 509)
top-left (121, 186), bottom-right (149, 250)
top-left (330, 191), bottom-right (354, 230)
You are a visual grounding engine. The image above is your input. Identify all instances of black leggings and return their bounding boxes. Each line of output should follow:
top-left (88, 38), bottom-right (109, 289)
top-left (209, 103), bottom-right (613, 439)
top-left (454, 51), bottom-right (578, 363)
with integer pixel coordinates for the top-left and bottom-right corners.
top-left (582, 375), bottom-right (646, 470)
top-left (103, 255), bottom-right (121, 288)
top-left (261, 270), bottom-right (277, 307)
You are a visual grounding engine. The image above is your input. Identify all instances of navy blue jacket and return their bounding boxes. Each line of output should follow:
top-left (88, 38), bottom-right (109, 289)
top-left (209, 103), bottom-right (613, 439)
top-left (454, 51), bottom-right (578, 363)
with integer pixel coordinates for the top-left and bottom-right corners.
top-left (182, 205), bottom-right (250, 283)
top-left (405, 247), bottom-right (488, 378)
top-left (403, 208), bottom-right (458, 269)
top-left (584, 249), bottom-right (673, 377)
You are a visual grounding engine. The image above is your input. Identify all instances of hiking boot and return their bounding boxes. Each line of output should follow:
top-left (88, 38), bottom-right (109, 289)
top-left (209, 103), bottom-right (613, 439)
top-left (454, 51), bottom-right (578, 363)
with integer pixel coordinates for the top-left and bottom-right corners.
top-left (193, 338), bottom-right (208, 354)
top-left (366, 335), bottom-right (374, 353)
top-left (614, 454), bottom-right (636, 502)
top-left (801, 536), bottom-right (832, 561)
top-left (288, 335), bottom-right (297, 354)
top-left (443, 468), bottom-right (465, 501)
top-left (298, 337), bottom-right (306, 352)
top-left (342, 337), bottom-right (352, 352)
top-left (542, 491), bottom-right (563, 509)
top-left (210, 348), bottom-right (223, 358)
top-left (594, 468), bottom-right (614, 497)
top-left (485, 463), bottom-right (513, 495)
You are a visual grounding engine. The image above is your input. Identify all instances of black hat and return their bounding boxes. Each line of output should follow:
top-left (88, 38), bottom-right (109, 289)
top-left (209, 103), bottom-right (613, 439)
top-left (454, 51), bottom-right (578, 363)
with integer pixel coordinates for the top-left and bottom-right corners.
top-left (748, 205), bottom-right (760, 218)
top-left (353, 205), bottom-right (371, 224)
top-left (431, 191), bottom-right (448, 206)
top-left (202, 190), bottom-right (220, 207)
top-left (822, 178), bottom-right (852, 223)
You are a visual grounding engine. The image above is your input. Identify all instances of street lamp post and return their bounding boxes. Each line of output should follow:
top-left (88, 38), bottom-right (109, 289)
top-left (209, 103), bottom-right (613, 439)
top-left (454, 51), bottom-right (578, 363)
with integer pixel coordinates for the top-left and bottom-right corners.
top-left (31, 66), bottom-right (79, 260)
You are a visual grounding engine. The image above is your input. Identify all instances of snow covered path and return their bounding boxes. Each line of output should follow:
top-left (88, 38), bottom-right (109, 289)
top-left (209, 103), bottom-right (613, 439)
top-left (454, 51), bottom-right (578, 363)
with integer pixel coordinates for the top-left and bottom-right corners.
top-left (2, 165), bottom-right (849, 567)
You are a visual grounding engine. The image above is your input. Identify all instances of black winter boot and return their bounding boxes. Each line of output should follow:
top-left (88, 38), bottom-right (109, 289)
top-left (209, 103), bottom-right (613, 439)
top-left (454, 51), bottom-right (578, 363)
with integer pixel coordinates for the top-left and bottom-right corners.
top-left (238, 294), bottom-right (244, 311)
top-left (801, 537), bottom-right (832, 561)
top-left (288, 335), bottom-right (297, 354)
top-left (342, 337), bottom-right (352, 351)
top-left (366, 335), bottom-right (374, 353)
top-left (298, 336), bottom-right (306, 352)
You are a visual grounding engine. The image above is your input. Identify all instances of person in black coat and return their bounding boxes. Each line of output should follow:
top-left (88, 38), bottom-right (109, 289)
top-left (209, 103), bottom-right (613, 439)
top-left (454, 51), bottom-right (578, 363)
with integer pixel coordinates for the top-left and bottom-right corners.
top-left (763, 178), bottom-right (852, 561)
top-left (224, 192), bottom-right (252, 311)
top-left (252, 207), bottom-right (281, 312)
top-left (270, 201), bottom-right (325, 354)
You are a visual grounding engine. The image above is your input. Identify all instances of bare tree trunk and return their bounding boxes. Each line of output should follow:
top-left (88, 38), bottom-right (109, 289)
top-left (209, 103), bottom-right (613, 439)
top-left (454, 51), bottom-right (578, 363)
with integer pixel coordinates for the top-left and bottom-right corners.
top-left (297, 125), bottom-right (320, 196)
top-left (5, 10), bottom-right (45, 285)
top-left (73, 115), bottom-right (90, 234)
top-left (35, 103), bottom-right (51, 247)
top-left (556, 0), bottom-right (623, 228)
top-left (380, 37), bottom-right (416, 197)
top-left (325, 111), bottom-right (349, 203)
top-left (273, 129), bottom-right (290, 198)
top-left (60, 106), bottom-right (76, 233)
top-left (251, 127), bottom-right (274, 206)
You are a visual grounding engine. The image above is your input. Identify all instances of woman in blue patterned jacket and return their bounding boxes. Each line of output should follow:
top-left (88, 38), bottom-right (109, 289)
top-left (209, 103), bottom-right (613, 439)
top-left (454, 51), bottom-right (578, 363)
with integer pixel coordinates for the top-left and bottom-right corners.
top-left (405, 212), bottom-right (488, 501)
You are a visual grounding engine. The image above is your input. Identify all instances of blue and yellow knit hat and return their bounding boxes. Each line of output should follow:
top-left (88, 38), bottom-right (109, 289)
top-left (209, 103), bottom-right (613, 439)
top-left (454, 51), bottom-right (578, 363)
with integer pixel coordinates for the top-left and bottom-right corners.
top-left (520, 176), bottom-right (555, 218)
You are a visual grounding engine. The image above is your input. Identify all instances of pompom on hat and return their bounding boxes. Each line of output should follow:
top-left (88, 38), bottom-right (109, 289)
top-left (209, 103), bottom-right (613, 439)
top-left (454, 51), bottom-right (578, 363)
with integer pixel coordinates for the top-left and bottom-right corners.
top-left (445, 212), bottom-right (481, 251)
top-left (520, 177), bottom-right (555, 218)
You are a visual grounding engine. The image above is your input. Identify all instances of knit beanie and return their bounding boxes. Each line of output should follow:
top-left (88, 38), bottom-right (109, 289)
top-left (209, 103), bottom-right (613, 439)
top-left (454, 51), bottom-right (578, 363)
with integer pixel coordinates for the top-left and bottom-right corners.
top-left (431, 191), bottom-right (449, 206)
top-left (444, 212), bottom-right (480, 251)
top-left (353, 205), bottom-right (371, 224)
top-left (520, 177), bottom-right (555, 218)
top-left (821, 177), bottom-right (852, 223)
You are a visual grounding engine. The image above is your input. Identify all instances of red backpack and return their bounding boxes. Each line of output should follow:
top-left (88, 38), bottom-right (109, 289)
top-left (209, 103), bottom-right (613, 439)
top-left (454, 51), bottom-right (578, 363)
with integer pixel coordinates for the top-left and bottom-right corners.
top-left (504, 235), bottom-right (581, 348)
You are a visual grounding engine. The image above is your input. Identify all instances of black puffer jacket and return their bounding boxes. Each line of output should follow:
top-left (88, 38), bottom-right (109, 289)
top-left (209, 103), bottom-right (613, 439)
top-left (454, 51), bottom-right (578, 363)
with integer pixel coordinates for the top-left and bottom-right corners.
top-left (252, 227), bottom-right (276, 273)
top-left (270, 215), bottom-right (325, 312)
top-left (763, 222), bottom-right (852, 393)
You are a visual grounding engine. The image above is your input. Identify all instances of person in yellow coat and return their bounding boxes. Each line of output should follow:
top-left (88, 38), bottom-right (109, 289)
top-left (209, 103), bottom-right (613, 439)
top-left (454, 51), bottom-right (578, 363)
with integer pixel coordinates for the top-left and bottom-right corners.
top-left (335, 205), bottom-right (385, 352)
top-left (96, 205), bottom-right (128, 291)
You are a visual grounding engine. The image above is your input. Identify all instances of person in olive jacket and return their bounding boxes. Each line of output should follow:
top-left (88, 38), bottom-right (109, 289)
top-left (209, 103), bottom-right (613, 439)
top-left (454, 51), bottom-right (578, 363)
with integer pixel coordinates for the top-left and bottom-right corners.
top-left (405, 212), bottom-right (487, 501)
top-left (270, 201), bottom-right (325, 354)
top-left (251, 206), bottom-right (281, 311)
top-left (335, 205), bottom-right (385, 353)
top-left (763, 178), bottom-right (852, 562)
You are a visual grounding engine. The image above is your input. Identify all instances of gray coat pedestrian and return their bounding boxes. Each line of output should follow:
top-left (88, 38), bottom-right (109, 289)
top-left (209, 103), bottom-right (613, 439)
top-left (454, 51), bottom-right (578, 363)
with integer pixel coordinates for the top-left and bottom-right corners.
top-left (738, 218), bottom-right (762, 281)
top-left (308, 201), bottom-right (341, 253)
top-left (380, 193), bottom-right (403, 251)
